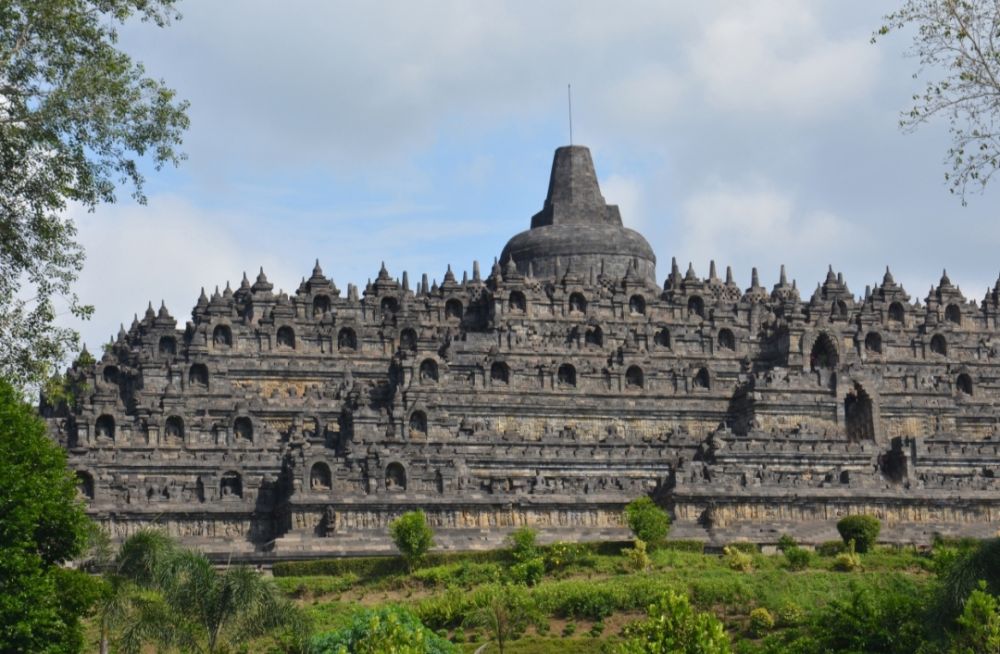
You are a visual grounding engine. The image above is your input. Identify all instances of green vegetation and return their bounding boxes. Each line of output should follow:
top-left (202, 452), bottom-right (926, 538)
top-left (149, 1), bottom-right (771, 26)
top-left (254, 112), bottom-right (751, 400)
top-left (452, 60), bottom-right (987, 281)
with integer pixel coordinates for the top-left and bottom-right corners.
top-left (623, 497), bottom-right (670, 544)
top-left (0, 377), bottom-right (98, 653)
top-left (0, 0), bottom-right (189, 390)
top-left (836, 515), bottom-right (881, 553)
top-left (311, 605), bottom-right (455, 654)
top-left (617, 590), bottom-right (731, 653)
top-left (391, 510), bottom-right (436, 571)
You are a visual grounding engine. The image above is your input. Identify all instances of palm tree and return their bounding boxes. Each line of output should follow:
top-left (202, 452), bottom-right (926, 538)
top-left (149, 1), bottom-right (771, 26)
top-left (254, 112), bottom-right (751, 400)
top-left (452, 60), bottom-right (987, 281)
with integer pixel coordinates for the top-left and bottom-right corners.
top-left (96, 529), bottom-right (307, 653)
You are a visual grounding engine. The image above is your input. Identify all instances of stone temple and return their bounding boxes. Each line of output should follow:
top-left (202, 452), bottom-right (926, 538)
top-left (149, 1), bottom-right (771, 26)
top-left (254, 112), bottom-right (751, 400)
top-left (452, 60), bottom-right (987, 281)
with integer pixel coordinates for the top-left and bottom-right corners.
top-left (46, 145), bottom-right (1000, 557)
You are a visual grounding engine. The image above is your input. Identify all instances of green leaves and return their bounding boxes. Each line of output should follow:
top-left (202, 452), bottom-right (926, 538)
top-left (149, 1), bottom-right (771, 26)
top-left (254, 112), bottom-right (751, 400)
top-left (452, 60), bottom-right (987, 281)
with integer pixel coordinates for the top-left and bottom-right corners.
top-left (0, 377), bottom-right (96, 652)
top-left (874, 0), bottom-right (1000, 203)
top-left (390, 510), bottom-right (435, 570)
top-left (624, 496), bottom-right (671, 545)
top-left (0, 0), bottom-right (189, 391)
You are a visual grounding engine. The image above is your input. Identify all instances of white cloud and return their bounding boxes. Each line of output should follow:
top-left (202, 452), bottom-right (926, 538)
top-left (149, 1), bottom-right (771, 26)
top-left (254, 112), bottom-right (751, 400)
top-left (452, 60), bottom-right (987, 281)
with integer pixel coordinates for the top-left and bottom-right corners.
top-left (688, 1), bottom-right (878, 118)
top-left (601, 173), bottom-right (645, 231)
top-left (676, 180), bottom-right (858, 289)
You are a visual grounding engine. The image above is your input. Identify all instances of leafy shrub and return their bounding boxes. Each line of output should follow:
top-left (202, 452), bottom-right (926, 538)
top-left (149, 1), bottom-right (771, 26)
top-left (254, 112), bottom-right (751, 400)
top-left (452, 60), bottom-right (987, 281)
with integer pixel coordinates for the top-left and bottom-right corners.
top-left (563, 621), bottom-right (577, 637)
top-left (310, 606), bottom-right (456, 654)
top-left (508, 527), bottom-right (539, 563)
top-left (544, 541), bottom-right (592, 572)
top-left (617, 591), bottom-right (732, 654)
top-left (776, 534), bottom-right (798, 552)
top-left (510, 558), bottom-right (545, 586)
top-left (809, 578), bottom-right (929, 654)
top-left (832, 540), bottom-right (862, 572)
top-left (660, 540), bottom-right (705, 553)
top-left (272, 550), bottom-right (504, 578)
top-left (414, 588), bottom-right (469, 630)
top-left (776, 602), bottom-right (805, 627)
top-left (590, 621), bottom-right (606, 637)
top-left (623, 539), bottom-right (651, 572)
top-left (412, 562), bottom-right (501, 589)
top-left (624, 497), bottom-right (671, 544)
top-left (723, 546), bottom-right (753, 573)
top-left (390, 510), bottom-right (435, 570)
top-left (748, 607), bottom-right (775, 637)
top-left (783, 546), bottom-right (811, 571)
top-left (451, 626), bottom-right (465, 643)
top-left (836, 515), bottom-right (881, 554)
top-left (725, 542), bottom-right (760, 554)
top-left (949, 582), bottom-right (1000, 653)
top-left (939, 537), bottom-right (1000, 619)
top-left (816, 540), bottom-right (847, 557)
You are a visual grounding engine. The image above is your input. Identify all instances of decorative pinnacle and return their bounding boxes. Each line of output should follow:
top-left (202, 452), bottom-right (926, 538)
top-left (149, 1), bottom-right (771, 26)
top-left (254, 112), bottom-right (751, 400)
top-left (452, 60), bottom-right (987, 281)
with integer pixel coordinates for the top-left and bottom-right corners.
top-left (725, 266), bottom-right (734, 285)
top-left (751, 267), bottom-right (760, 288)
top-left (779, 264), bottom-right (787, 285)
top-left (883, 266), bottom-right (895, 285)
top-left (685, 262), bottom-right (697, 281)
top-left (312, 259), bottom-right (323, 277)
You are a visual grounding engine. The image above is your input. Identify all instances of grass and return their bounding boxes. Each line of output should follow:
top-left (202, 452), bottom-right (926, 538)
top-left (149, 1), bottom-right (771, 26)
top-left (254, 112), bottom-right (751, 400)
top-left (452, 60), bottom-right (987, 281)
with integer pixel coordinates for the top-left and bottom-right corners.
top-left (272, 543), bottom-right (935, 652)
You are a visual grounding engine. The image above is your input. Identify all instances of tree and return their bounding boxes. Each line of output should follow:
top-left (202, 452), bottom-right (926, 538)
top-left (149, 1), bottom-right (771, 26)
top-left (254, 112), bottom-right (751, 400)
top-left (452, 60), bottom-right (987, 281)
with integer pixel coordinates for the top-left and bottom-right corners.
top-left (0, 376), bottom-right (99, 653)
top-left (617, 591), bottom-right (732, 654)
top-left (465, 583), bottom-right (539, 654)
top-left (0, 0), bottom-right (189, 390)
top-left (95, 529), bottom-right (306, 654)
top-left (624, 496), bottom-right (670, 545)
top-left (389, 510), bottom-right (434, 571)
top-left (837, 515), bottom-right (882, 553)
top-left (311, 606), bottom-right (456, 654)
top-left (875, 1), bottom-right (1000, 201)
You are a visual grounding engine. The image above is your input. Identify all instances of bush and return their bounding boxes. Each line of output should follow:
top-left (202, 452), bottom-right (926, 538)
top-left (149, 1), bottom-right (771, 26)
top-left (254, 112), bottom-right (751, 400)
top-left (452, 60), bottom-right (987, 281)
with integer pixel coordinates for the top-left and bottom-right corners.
top-left (562, 621), bottom-right (577, 637)
top-left (832, 540), bottom-right (862, 572)
top-left (748, 607), bottom-right (775, 637)
top-left (272, 550), bottom-right (505, 578)
top-left (939, 537), bottom-right (1000, 619)
top-left (544, 541), bottom-right (592, 572)
top-left (510, 558), bottom-right (545, 586)
top-left (725, 542), bottom-right (760, 554)
top-left (311, 606), bottom-right (456, 654)
top-left (783, 546), bottom-right (811, 571)
top-left (590, 621), bottom-right (606, 637)
top-left (809, 578), bottom-right (929, 654)
top-left (816, 540), bottom-right (847, 557)
top-left (508, 527), bottom-right (539, 563)
top-left (624, 497), bottom-right (671, 544)
top-left (389, 510), bottom-right (435, 570)
top-left (949, 582), bottom-right (1000, 653)
top-left (836, 515), bottom-right (881, 554)
top-left (617, 591), bottom-right (732, 653)
top-left (723, 546), bottom-right (753, 573)
top-left (776, 534), bottom-right (797, 552)
top-left (623, 539), bottom-right (651, 572)
top-left (776, 602), bottom-right (805, 627)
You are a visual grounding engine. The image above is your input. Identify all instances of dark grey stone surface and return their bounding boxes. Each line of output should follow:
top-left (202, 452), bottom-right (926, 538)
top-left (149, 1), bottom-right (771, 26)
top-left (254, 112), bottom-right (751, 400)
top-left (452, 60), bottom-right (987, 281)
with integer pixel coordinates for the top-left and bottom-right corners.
top-left (44, 145), bottom-right (1000, 557)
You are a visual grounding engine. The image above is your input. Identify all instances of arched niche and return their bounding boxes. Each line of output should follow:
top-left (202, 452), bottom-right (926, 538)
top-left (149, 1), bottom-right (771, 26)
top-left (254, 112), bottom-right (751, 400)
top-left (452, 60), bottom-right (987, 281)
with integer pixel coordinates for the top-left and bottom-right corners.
top-left (888, 302), bottom-right (905, 324)
top-left (380, 296), bottom-right (398, 316)
top-left (419, 359), bottom-right (439, 383)
top-left (385, 462), bottom-right (406, 492)
top-left (831, 300), bottom-right (848, 320)
top-left (95, 414), bottom-right (115, 441)
top-left (809, 333), bottom-right (838, 371)
top-left (445, 298), bottom-right (463, 321)
top-left (509, 291), bottom-right (526, 313)
top-left (76, 471), bottom-right (95, 499)
top-left (164, 416), bottom-right (184, 446)
top-left (687, 295), bottom-right (705, 319)
top-left (409, 410), bottom-right (427, 436)
top-left (276, 326), bottom-right (296, 349)
top-left (102, 365), bottom-right (119, 385)
top-left (585, 326), bottom-right (603, 348)
top-left (212, 324), bottom-right (232, 348)
top-left (337, 327), bottom-right (357, 351)
top-left (693, 367), bottom-right (710, 390)
top-left (718, 328), bottom-right (736, 352)
top-left (654, 328), bottom-right (671, 349)
top-left (158, 335), bottom-right (176, 355)
top-left (399, 328), bottom-right (418, 352)
top-left (189, 363), bottom-right (209, 388)
top-left (625, 365), bottom-right (644, 390)
top-left (957, 373), bottom-right (974, 396)
top-left (310, 462), bottom-right (332, 490)
top-left (945, 303), bottom-right (962, 325)
top-left (629, 294), bottom-right (646, 315)
top-left (313, 295), bottom-right (331, 317)
top-left (930, 334), bottom-right (948, 357)
top-left (491, 361), bottom-right (510, 385)
top-left (220, 471), bottom-right (242, 499)
top-left (865, 332), bottom-right (882, 354)
top-left (845, 383), bottom-right (875, 442)
top-left (568, 292), bottom-right (587, 314)
top-left (557, 363), bottom-right (577, 388)
top-left (233, 416), bottom-right (253, 443)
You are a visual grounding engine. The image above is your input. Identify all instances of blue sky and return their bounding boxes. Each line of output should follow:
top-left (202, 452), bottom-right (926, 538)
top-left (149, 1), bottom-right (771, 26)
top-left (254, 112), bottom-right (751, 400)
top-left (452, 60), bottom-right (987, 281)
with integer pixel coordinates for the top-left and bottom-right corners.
top-left (66, 1), bottom-right (1000, 351)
